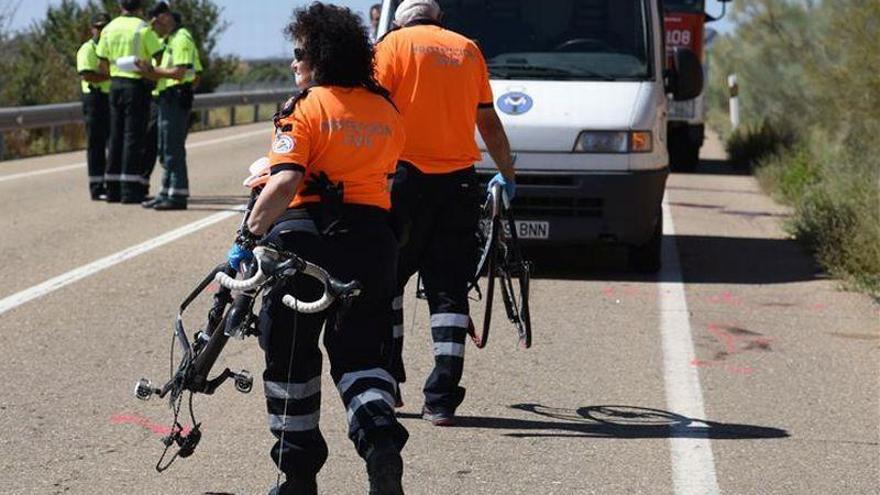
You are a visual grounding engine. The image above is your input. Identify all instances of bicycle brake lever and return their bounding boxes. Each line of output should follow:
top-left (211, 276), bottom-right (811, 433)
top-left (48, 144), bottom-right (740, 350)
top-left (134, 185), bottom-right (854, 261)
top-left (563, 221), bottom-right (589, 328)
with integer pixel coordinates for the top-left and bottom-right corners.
top-left (328, 279), bottom-right (361, 332)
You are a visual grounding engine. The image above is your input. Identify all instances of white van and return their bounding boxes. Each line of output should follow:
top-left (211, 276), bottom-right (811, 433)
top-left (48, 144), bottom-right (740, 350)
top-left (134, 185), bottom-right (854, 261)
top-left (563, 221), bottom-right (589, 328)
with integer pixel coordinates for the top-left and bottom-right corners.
top-left (378, 0), bottom-right (702, 272)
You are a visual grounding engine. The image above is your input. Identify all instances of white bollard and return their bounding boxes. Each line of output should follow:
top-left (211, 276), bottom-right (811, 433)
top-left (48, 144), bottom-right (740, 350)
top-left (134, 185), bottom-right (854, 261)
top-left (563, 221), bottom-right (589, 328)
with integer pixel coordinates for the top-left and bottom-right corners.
top-left (728, 74), bottom-right (740, 130)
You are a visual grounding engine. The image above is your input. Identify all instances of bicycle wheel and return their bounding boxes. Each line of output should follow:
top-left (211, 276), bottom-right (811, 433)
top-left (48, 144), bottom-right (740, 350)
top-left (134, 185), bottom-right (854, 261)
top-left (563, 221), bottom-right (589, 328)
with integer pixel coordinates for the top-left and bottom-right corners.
top-left (473, 193), bottom-right (497, 280)
top-left (498, 212), bottom-right (532, 349)
top-left (470, 189), bottom-right (502, 349)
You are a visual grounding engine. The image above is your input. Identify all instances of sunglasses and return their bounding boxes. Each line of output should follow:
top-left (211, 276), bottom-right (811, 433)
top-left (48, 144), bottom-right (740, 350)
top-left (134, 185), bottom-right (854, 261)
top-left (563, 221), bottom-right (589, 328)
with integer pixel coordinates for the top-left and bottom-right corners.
top-left (293, 48), bottom-right (306, 62)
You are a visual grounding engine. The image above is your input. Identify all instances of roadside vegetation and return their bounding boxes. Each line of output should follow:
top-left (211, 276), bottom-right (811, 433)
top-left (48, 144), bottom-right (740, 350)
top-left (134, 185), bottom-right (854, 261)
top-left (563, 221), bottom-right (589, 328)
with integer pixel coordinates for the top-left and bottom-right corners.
top-left (706, 0), bottom-right (880, 296)
top-left (0, 0), bottom-right (238, 159)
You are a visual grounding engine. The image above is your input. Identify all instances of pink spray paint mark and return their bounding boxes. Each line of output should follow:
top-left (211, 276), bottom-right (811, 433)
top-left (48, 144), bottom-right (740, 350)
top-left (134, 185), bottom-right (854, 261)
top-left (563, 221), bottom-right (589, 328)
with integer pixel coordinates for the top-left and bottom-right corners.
top-left (110, 413), bottom-right (192, 437)
top-left (707, 324), bottom-right (739, 355)
top-left (706, 291), bottom-right (743, 307)
top-left (690, 358), bottom-right (756, 376)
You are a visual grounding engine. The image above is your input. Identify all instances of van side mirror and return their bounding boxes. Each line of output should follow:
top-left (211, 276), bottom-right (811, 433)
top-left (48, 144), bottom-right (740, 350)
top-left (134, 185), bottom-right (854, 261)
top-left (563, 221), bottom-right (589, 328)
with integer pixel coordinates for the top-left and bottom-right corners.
top-left (669, 47), bottom-right (703, 101)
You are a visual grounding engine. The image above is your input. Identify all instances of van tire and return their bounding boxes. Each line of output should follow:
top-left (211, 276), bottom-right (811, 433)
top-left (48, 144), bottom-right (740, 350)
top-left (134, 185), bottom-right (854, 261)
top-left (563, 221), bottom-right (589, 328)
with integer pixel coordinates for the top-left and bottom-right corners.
top-left (629, 214), bottom-right (662, 273)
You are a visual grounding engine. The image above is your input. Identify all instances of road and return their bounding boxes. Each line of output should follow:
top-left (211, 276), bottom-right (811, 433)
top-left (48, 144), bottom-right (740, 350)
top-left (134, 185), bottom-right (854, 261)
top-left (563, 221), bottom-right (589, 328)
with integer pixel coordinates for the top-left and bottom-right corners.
top-left (0, 125), bottom-right (877, 495)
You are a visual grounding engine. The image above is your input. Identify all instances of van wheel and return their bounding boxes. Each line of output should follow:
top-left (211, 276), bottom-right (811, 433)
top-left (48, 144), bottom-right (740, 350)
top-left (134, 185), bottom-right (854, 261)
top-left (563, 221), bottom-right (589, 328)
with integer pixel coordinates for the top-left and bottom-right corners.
top-left (629, 215), bottom-right (663, 273)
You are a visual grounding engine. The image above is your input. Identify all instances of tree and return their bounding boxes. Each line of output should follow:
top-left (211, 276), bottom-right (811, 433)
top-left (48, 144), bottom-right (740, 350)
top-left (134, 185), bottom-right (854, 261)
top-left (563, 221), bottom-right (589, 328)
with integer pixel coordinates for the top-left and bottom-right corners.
top-left (0, 0), bottom-right (238, 107)
top-left (706, 0), bottom-right (821, 137)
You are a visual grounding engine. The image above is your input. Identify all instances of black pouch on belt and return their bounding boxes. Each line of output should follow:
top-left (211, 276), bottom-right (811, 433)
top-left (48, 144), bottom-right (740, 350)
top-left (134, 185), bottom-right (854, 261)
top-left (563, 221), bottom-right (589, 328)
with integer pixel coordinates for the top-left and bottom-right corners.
top-left (300, 171), bottom-right (347, 237)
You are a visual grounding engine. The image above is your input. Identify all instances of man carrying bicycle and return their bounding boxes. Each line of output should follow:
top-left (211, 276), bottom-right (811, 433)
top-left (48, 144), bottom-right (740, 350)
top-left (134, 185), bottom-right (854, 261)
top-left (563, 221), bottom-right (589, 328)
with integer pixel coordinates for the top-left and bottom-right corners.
top-left (226, 4), bottom-right (408, 494)
top-left (375, 0), bottom-right (516, 426)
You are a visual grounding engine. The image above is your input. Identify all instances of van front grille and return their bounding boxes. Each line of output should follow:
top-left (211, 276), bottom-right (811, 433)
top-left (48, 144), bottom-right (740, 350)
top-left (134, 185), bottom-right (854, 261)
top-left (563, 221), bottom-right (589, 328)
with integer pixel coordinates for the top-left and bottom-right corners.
top-left (512, 196), bottom-right (603, 218)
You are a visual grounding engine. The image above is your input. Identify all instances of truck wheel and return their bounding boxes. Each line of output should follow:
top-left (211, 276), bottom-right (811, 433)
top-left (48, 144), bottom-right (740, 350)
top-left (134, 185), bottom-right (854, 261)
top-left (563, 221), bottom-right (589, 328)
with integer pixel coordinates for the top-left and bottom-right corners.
top-left (629, 214), bottom-right (663, 274)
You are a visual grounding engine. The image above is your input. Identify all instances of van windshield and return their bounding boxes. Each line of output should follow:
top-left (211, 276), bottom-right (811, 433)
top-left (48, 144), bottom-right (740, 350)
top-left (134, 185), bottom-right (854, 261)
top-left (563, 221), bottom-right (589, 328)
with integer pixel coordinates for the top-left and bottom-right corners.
top-left (438, 0), bottom-right (653, 81)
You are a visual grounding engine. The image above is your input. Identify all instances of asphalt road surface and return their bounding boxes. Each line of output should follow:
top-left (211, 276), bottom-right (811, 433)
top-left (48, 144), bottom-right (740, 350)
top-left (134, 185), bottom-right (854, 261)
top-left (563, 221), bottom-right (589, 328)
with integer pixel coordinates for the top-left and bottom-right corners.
top-left (0, 125), bottom-right (877, 495)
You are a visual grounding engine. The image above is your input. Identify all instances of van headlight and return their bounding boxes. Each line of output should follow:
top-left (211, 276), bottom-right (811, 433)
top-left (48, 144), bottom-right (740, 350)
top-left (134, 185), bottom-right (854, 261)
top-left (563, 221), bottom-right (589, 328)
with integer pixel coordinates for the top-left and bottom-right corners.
top-left (574, 131), bottom-right (653, 153)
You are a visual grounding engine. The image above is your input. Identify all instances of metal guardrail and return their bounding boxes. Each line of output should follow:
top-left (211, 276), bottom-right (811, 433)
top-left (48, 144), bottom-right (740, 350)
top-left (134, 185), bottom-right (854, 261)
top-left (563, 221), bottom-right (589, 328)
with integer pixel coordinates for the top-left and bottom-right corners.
top-left (0, 89), bottom-right (292, 131)
top-left (0, 88), bottom-right (292, 159)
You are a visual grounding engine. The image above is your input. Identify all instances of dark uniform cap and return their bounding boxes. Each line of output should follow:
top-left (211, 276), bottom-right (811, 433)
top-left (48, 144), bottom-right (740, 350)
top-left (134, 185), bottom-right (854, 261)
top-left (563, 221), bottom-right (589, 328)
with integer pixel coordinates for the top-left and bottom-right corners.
top-left (148, 1), bottom-right (171, 18)
top-left (91, 13), bottom-right (111, 28)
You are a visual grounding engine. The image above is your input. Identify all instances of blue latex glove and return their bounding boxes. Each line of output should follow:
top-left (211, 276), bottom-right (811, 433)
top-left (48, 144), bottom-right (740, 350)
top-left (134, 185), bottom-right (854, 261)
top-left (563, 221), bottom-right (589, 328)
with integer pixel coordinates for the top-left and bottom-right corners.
top-left (488, 172), bottom-right (516, 201)
top-left (227, 243), bottom-right (254, 272)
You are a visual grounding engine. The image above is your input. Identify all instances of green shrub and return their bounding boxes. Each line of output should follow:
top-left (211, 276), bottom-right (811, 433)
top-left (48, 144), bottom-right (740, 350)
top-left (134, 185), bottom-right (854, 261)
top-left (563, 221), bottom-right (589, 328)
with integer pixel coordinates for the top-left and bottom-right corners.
top-left (790, 178), bottom-right (880, 295)
top-left (755, 144), bottom-right (823, 203)
top-left (726, 120), bottom-right (795, 171)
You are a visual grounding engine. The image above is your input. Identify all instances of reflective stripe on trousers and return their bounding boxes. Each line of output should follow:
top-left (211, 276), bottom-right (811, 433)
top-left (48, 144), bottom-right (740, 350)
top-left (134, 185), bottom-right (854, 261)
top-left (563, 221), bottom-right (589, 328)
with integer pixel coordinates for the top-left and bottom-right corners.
top-left (336, 368), bottom-right (397, 439)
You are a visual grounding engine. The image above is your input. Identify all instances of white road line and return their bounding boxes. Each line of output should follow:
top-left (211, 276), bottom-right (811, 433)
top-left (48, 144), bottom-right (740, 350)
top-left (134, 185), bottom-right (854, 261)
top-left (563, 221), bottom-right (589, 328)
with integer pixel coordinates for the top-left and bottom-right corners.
top-left (0, 128), bottom-right (268, 184)
top-left (659, 201), bottom-right (721, 495)
top-left (0, 163), bottom-right (85, 182)
top-left (0, 209), bottom-right (240, 316)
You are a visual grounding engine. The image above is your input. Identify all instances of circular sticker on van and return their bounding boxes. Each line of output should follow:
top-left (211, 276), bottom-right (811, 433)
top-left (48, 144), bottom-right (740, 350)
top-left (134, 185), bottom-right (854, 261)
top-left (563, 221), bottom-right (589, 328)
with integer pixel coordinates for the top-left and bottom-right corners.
top-left (497, 92), bottom-right (533, 116)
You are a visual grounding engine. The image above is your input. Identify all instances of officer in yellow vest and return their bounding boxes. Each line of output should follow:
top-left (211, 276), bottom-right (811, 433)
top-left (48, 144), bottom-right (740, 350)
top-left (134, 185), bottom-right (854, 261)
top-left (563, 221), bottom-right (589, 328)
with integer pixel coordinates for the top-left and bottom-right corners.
top-left (77, 13), bottom-right (112, 201)
top-left (141, 3), bottom-right (199, 210)
top-left (95, 0), bottom-right (163, 203)
top-left (141, 11), bottom-right (202, 205)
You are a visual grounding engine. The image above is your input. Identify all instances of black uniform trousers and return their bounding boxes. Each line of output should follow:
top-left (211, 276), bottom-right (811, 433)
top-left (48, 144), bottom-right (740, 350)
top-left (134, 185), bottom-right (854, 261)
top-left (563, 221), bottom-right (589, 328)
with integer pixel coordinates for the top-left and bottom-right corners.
top-left (81, 90), bottom-right (109, 199)
top-left (141, 97), bottom-right (159, 196)
top-left (257, 206), bottom-right (408, 481)
top-left (107, 78), bottom-right (151, 202)
top-left (157, 85), bottom-right (193, 204)
top-left (389, 162), bottom-right (481, 413)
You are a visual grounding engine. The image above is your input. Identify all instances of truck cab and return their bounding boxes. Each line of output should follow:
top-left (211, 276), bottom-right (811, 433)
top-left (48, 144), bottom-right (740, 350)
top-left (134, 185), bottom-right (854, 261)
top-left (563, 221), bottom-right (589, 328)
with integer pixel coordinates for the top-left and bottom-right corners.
top-left (378, 0), bottom-right (701, 272)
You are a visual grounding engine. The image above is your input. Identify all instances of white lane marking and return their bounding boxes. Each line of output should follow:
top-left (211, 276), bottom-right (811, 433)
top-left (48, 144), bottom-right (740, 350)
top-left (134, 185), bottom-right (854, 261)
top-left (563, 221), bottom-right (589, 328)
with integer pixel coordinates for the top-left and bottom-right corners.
top-left (0, 128), bottom-right (268, 184)
top-left (0, 163), bottom-right (85, 182)
top-left (0, 209), bottom-right (240, 316)
top-left (659, 201), bottom-right (721, 495)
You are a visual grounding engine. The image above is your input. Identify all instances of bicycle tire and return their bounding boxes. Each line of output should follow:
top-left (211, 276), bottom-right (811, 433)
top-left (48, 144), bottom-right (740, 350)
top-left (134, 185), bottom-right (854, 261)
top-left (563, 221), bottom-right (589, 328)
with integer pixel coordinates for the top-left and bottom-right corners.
top-left (477, 243), bottom-right (495, 349)
top-left (470, 188), bottom-right (502, 349)
top-left (499, 211), bottom-right (532, 349)
top-left (473, 195), bottom-right (497, 280)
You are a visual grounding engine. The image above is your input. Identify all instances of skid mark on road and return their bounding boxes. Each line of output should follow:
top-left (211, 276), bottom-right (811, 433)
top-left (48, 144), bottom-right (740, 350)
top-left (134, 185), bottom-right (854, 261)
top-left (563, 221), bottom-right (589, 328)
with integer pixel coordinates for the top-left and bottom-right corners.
top-left (659, 202), bottom-right (721, 495)
top-left (691, 324), bottom-right (775, 376)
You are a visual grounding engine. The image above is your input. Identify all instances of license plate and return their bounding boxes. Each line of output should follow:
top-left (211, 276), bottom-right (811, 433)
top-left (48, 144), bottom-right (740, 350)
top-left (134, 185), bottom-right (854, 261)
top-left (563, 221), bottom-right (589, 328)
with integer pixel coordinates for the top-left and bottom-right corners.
top-left (510, 221), bottom-right (549, 240)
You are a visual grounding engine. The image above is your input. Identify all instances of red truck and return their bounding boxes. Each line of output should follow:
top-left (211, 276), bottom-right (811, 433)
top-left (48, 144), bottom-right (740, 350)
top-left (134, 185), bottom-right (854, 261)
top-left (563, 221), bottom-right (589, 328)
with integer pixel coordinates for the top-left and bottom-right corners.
top-left (664, 0), bottom-right (729, 171)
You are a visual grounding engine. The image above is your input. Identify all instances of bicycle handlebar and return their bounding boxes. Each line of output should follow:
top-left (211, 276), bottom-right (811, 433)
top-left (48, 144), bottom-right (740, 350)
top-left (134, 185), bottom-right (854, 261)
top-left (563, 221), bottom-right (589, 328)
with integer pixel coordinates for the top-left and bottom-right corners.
top-left (281, 261), bottom-right (335, 313)
top-left (213, 246), bottom-right (359, 314)
top-left (214, 247), bottom-right (270, 291)
top-left (489, 182), bottom-right (510, 211)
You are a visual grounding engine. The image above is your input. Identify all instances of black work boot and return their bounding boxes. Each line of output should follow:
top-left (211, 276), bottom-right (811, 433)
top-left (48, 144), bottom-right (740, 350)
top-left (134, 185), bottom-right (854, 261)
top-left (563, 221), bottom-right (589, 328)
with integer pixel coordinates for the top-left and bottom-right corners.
top-left (366, 439), bottom-right (404, 495)
top-left (268, 477), bottom-right (318, 495)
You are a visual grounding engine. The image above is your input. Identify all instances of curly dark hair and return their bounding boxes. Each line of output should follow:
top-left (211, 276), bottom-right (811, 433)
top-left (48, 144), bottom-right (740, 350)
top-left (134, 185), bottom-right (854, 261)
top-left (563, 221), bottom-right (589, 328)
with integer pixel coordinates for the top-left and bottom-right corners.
top-left (285, 2), bottom-right (390, 100)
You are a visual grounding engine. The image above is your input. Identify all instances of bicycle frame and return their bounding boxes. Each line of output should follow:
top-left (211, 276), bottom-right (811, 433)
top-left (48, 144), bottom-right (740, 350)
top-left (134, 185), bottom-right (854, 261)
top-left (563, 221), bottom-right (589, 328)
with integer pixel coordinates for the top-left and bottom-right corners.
top-left (470, 183), bottom-right (533, 350)
top-left (134, 187), bottom-right (363, 471)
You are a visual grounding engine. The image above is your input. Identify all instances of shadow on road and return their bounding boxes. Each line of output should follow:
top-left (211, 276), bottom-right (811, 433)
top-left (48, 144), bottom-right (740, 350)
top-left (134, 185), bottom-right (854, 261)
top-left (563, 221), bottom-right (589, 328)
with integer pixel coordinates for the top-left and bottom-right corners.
top-left (677, 158), bottom-right (751, 176)
top-left (400, 404), bottom-right (789, 440)
top-left (524, 234), bottom-right (821, 285)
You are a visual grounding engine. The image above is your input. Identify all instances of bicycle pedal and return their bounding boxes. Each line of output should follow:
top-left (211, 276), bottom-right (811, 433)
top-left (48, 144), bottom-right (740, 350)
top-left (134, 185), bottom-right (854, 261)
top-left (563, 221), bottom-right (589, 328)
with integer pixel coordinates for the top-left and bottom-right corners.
top-left (233, 370), bottom-right (253, 394)
top-left (134, 378), bottom-right (160, 401)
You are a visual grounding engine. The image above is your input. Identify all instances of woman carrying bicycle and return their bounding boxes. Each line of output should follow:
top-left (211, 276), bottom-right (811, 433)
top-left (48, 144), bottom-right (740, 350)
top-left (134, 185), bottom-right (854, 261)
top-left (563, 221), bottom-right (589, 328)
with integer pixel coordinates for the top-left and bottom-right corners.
top-left (226, 4), bottom-right (407, 494)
